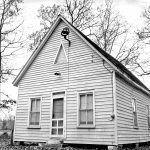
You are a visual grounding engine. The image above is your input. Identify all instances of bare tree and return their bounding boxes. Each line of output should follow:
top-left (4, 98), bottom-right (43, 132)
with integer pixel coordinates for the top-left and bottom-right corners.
top-left (136, 5), bottom-right (150, 76)
top-left (28, 0), bottom-right (97, 51)
top-left (29, 4), bottom-right (65, 51)
top-left (90, 1), bottom-right (135, 66)
top-left (137, 6), bottom-right (150, 42)
top-left (64, 0), bottom-right (96, 31)
top-left (0, 0), bottom-right (24, 83)
top-left (91, 0), bottom-right (128, 53)
top-left (87, 0), bottom-right (150, 76)
top-left (0, 0), bottom-right (24, 109)
top-left (0, 92), bottom-right (16, 109)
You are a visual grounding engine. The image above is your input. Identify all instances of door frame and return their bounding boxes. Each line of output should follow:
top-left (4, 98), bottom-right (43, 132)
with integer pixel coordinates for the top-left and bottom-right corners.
top-left (50, 90), bottom-right (66, 138)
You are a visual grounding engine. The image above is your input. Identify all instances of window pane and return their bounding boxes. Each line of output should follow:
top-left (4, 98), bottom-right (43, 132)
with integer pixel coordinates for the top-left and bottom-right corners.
top-left (147, 105), bottom-right (149, 116)
top-left (35, 112), bottom-right (40, 125)
top-left (80, 94), bottom-right (86, 109)
top-left (87, 110), bottom-right (93, 124)
top-left (133, 112), bottom-right (138, 126)
top-left (58, 120), bottom-right (63, 127)
top-left (53, 98), bottom-right (63, 119)
top-left (147, 105), bottom-right (150, 128)
top-left (53, 113), bottom-right (63, 118)
top-left (87, 93), bottom-right (93, 109)
top-left (52, 121), bottom-right (57, 127)
top-left (58, 128), bottom-right (63, 135)
top-left (131, 99), bottom-right (136, 112)
top-left (36, 99), bottom-right (40, 112)
top-left (31, 100), bottom-right (36, 112)
top-left (51, 128), bottom-right (57, 135)
top-left (148, 117), bottom-right (150, 128)
top-left (80, 110), bottom-right (86, 124)
top-left (30, 112), bottom-right (36, 125)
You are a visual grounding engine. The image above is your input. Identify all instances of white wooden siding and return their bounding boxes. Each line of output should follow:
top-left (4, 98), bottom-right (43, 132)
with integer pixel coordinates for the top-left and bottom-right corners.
top-left (116, 74), bottom-right (150, 144)
top-left (14, 21), bottom-right (115, 145)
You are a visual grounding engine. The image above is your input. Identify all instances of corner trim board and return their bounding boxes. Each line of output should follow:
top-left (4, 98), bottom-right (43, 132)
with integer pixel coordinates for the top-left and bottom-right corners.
top-left (113, 71), bottom-right (118, 145)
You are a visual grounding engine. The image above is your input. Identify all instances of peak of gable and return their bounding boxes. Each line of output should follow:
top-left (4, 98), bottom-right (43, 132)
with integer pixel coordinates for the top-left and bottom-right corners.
top-left (12, 15), bottom-right (150, 95)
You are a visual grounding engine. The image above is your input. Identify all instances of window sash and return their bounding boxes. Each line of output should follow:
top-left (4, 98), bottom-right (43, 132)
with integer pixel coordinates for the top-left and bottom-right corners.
top-left (30, 112), bottom-right (40, 125)
top-left (148, 117), bottom-right (150, 128)
top-left (131, 99), bottom-right (136, 112)
top-left (147, 105), bottom-right (150, 128)
top-left (53, 98), bottom-right (63, 119)
top-left (51, 119), bottom-right (63, 136)
top-left (133, 112), bottom-right (138, 127)
top-left (131, 98), bottom-right (138, 127)
top-left (79, 92), bottom-right (94, 126)
top-left (29, 98), bottom-right (41, 126)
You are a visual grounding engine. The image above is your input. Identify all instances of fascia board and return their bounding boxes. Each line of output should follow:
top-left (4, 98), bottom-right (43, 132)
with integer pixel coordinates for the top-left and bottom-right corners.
top-left (13, 17), bottom-right (62, 86)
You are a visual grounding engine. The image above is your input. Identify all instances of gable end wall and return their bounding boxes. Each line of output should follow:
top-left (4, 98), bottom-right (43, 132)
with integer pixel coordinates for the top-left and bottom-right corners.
top-left (14, 21), bottom-right (116, 145)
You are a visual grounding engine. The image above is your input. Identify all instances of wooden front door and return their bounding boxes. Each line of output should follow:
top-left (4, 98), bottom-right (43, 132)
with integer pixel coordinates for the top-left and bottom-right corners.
top-left (51, 92), bottom-right (65, 137)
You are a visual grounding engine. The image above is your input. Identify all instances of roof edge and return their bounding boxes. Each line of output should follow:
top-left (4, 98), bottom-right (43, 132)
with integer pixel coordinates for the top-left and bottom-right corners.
top-left (116, 72), bottom-right (150, 96)
top-left (13, 16), bottom-right (62, 86)
top-left (13, 15), bottom-right (150, 96)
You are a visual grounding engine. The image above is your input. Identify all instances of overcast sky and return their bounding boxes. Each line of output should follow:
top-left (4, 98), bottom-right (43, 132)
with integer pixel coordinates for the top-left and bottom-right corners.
top-left (1, 0), bottom-right (150, 105)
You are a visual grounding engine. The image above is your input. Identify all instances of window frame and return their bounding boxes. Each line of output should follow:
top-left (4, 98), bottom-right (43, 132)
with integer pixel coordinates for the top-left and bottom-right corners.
top-left (131, 98), bottom-right (138, 128)
top-left (77, 90), bottom-right (95, 128)
top-left (146, 105), bottom-right (150, 129)
top-left (28, 97), bottom-right (42, 129)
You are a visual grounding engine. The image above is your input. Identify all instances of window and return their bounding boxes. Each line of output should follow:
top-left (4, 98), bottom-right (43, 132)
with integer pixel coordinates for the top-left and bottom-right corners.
top-left (78, 91), bottom-right (95, 127)
top-left (52, 98), bottom-right (63, 119)
top-left (146, 105), bottom-right (150, 129)
top-left (29, 98), bottom-right (41, 127)
top-left (131, 98), bottom-right (138, 127)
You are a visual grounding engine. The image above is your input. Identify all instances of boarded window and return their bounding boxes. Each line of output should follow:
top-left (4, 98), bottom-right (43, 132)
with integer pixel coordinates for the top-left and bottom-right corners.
top-left (147, 105), bottom-right (150, 128)
top-left (29, 98), bottom-right (41, 125)
top-left (131, 98), bottom-right (138, 127)
top-left (54, 45), bottom-right (67, 64)
top-left (79, 92), bottom-right (94, 125)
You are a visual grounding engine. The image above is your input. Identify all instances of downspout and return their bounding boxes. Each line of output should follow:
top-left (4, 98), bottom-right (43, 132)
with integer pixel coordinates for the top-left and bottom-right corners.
top-left (112, 71), bottom-right (118, 146)
top-left (102, 60), bottom-right (118, 146)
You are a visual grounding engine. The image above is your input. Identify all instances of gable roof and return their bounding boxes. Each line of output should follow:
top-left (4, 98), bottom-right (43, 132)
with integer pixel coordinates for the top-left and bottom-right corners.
top-left (13, 15), bottom-right (150, 95)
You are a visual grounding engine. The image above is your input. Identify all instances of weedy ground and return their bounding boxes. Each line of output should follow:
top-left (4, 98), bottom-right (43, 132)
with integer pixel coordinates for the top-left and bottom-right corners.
top-left (0, 132), bottom-right (149, 150)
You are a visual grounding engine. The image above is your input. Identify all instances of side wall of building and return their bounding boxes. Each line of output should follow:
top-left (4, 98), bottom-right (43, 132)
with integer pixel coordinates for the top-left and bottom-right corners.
top-left (116, 74), bottom-right (150, 144)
